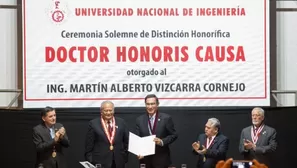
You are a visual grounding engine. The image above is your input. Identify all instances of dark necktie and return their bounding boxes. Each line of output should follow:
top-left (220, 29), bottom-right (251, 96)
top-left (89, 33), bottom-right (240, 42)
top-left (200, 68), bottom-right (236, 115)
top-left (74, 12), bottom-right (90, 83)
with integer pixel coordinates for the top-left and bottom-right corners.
top-left (254, 127), bottom-right (258, 135)
top-left (208, 137), bottom-right (213, 145)
top-left (107, 121), bottom-right (112, 135)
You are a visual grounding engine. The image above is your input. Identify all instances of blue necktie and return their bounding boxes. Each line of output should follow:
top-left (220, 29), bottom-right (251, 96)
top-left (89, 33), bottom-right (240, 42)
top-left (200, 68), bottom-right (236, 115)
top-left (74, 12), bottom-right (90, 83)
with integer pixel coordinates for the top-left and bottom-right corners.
top-left (50, 128), bottom-right (55, 139)
top-left (150, 117), bottom-right (154, 126)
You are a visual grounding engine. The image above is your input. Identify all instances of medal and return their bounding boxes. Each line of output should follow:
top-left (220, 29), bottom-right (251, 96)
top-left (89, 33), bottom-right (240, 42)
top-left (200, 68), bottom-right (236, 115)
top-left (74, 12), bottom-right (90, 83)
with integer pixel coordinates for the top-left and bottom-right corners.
top-left (52, 151), bottom-right (56, 158)
top-left (101, 117), bottom-right (116, 151)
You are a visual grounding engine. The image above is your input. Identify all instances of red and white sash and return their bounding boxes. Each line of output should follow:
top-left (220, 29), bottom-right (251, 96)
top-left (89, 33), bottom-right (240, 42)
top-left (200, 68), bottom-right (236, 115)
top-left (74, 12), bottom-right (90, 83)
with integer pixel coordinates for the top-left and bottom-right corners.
top-left (101, 117), bottom-right (116, 145)
top-left (251, 125), bottom-right (264, 144)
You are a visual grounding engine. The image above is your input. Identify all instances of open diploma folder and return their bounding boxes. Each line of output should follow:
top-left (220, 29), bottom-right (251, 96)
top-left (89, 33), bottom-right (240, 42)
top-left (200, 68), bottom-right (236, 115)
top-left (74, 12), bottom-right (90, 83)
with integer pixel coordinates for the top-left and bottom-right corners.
top-left (128, 132), bottom-right (156, 156)
top-left (79, 161), bottom-right (96, 168)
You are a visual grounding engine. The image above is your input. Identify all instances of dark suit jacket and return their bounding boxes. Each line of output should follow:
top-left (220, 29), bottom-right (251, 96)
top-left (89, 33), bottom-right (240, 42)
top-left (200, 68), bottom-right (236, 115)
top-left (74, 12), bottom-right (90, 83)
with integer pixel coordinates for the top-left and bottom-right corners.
top-left (85, 117), bottom-right (129, 168)
top-left (32, 122), bottom-right (70, 168)
top-left (239, 124), bottom-right (277, 167)
top-left (193, 133), bottom-right (229, 168)
top-left (135, 112), bottom-right (178, 168)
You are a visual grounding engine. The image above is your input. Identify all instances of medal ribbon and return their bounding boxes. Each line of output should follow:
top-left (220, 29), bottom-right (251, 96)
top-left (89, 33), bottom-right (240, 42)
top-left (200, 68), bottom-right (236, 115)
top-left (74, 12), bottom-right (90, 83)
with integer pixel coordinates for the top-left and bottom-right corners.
top-left (251, 124), bottom-right (264, 144)
top-left (148, 112), bottom-right (158, 135)
top-left (101, 117), bottom-right (116, 146)
top-left (206, 137), bottom-right (215, 149)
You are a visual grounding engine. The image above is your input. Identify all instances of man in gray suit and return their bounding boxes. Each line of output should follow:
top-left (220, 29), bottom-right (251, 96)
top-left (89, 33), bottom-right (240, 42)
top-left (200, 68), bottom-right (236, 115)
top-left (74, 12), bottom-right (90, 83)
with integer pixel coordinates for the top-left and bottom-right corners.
top-left (33, 106), bottom-right (70, 168)
top-left (239, 107), bottom-right (277, 167)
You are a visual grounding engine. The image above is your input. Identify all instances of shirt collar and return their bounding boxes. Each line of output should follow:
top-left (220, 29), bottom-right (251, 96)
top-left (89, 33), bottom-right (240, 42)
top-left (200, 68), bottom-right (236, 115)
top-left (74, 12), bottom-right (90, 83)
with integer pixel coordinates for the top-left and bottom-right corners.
top-left (149, 113), bottom-right (156, 120)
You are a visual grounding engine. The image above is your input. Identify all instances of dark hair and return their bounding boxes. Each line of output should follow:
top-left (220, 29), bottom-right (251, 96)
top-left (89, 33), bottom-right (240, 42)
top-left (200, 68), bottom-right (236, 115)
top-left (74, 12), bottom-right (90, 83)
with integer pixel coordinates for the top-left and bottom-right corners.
top-left (144, 94), bottom-right (159, 105)
top-left (41, 106), bottom-right (55, 117)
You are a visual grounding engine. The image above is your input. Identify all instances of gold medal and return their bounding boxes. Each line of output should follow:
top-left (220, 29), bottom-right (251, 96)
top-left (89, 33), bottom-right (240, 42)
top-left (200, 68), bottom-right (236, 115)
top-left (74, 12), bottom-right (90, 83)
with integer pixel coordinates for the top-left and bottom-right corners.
top-left (203, 156), bottom-right (206, 162)
top-left (52, 151), bottom-right (57, 158)
top-left (110, 145), bottom-right (114, 150)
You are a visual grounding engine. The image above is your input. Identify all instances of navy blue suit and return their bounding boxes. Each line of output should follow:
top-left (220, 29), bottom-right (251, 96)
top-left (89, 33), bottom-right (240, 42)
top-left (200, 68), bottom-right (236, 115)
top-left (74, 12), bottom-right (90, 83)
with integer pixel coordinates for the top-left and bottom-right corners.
top-left (85, 117), bottom-right (129, 168)
top-left (193, 133), bottom-right (229, 168)
top-left (136, 113), bottom-right (178, 168)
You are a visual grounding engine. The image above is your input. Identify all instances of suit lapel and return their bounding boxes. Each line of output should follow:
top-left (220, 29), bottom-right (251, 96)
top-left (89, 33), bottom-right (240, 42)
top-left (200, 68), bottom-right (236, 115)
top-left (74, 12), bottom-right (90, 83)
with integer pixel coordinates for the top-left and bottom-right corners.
top-left (200, 135), bottom-right (206, 148)
top-left (98, 119), bottom-right (110, 143)
top-left (247, 126), bottom-right (253, 141)
top-left (208, 136), bottom-right (219, 149)
top-left (155, 113), bottom-right (162, 136)
top-left (113, 118), bottom-right (119, 142)
top-left (143, 115), bottom-right (150, 136)
top-left (42, 124), bottom-right (53, 141)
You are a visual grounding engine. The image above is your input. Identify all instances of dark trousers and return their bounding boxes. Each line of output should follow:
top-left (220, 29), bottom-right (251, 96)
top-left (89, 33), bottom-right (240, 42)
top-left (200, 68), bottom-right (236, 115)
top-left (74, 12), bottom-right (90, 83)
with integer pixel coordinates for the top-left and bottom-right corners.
top-left (141, 156), bottom-right (168, 168)
top-left (111, 159), bottom-right (116, 168)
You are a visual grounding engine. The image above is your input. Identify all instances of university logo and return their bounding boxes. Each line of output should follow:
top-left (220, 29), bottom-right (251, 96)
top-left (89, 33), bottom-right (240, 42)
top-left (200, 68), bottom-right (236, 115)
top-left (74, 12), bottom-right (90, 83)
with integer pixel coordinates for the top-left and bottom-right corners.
top-left (48, 0), bottom-right (70, 24)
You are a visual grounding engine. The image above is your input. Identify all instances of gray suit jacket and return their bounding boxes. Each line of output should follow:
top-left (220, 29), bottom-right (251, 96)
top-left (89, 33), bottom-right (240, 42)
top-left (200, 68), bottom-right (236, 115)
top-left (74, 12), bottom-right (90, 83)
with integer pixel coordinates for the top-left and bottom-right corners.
top-left (239, 124), bottom-right (277, 167)
top-left (33, 122), bottom-right (70, 168)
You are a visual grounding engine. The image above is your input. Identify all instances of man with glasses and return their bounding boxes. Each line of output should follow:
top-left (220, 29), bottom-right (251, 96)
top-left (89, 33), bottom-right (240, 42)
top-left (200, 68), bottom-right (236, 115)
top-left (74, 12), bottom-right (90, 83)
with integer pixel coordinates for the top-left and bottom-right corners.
top-left (135, 94), bottom-right (178, 168)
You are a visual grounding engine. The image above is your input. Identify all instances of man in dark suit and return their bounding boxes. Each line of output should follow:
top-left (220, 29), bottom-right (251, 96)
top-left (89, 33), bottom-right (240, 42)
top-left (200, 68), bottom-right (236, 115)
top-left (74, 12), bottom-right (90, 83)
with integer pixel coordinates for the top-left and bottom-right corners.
top-left (33, 106), bottom-right (70, 168)
top-left (85, 101), bottom-right (129, 168)
top-left (136, 94), bottom-right (178, 168)
top-left (192, 118), bottom-right (229, 168)
top-left (239, 107), bottom-right (277, 167)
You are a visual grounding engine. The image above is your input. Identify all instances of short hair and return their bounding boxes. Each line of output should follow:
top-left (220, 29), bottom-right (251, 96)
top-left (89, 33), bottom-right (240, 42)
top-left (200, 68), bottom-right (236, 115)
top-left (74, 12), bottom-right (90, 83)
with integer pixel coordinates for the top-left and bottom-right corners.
top-left (100, 100), bottom-right (114, 110)
top-left (208, 118), bottom-right (221, 131)
top-left (41, 106), bottom-right (55, 117)
top-left (252, 107), bottom-right (265, 117)
top-left (144, 94), bottom-right (159, 105)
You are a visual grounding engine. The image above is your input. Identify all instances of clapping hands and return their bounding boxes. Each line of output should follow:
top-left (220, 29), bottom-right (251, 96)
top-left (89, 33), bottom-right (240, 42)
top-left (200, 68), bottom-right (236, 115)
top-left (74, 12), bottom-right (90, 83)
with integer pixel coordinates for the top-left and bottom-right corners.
top-left (192, 141), bottom-right (207, 154)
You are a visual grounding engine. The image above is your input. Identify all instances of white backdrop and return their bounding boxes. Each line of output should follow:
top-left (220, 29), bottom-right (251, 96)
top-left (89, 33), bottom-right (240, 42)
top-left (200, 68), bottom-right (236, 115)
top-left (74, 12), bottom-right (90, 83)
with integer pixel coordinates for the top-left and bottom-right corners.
top-left (0, 7), bottom-right (17, 107)
top-left (0, 0), bottom-right (17, 5)
top-left (22, 0), bottom-right (270, 108)
top-left (276, 1), bottom-right (297, 106)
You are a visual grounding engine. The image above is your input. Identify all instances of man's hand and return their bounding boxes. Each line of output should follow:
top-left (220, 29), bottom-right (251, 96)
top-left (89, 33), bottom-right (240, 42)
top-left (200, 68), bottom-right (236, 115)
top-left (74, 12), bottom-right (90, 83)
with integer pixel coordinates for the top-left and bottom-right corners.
top-left (215, 158), bottom-right (233, 168)
top-left (197, 145), bottom-right (207, 155)
top-left (54, 131), bottom-right (61, 142)
top-left (192, 141), bottom-right (200, 152)
top-left (251, 159), bottom-right (268, 168)
top-left (153, 137), bottom-right (163, 146)
top-left (244, 139), bottom-right (256, 150)
top-left (137, 155), bottom-right (144, 160)
top-left (58, 127), bottom-right (66, 139)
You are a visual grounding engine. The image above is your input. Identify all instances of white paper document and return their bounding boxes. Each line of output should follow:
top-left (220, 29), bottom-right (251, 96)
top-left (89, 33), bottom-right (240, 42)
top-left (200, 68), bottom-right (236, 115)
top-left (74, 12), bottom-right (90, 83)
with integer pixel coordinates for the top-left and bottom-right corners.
top-left (79, 161), bottom-right (96, 168)
top-left (128, 132), bottom-right (156, 156)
